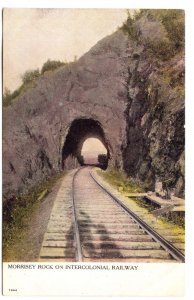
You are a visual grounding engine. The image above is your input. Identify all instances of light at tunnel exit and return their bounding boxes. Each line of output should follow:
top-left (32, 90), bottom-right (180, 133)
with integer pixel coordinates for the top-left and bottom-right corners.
top-left (81, 138), bottom-right (107, 162)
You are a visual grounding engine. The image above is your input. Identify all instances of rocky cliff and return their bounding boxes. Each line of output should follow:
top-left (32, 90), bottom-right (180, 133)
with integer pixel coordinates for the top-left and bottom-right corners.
top-left (3, 10), bottom-right (185, 199)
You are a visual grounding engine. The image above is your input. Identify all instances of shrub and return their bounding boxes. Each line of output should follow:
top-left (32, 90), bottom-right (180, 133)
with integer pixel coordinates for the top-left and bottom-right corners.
top-left (121, 9), bottom-right (184, 61)
top-left (3, 87), bottom-right (12, 107)
top-left (142, 10), bottom-right (184, 54)
top-left (144, 37), bottom-right (175, 61)
top-left (145, 10), bottom-right (184, 51)
top-left (41, 59), bottom-right (65, 74)
top-left (3, 69), bottom-right (41, 108)
top-left (3, 59), bottom-right (69, 107)
top-left (21, 69), bottom-right (40, 85)
top-left (122, 13), bottom-right (140, 41)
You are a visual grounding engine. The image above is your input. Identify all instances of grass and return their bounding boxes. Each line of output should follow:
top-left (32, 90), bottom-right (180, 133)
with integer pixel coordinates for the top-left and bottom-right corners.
top-left (97, 169), bottom-right (144, 193)
top-left (2, 171), bottom-right (66, 261)
top-left (3, 81), bottom-right (38, 107)
top-left (132, 197), bottom-right (158, 212)
top-left (134, 197), bottom-right (185, 227)
top-left (97, 168), bottom-right (185, 229)
top-left (160, 211), bottom-right (185, 228)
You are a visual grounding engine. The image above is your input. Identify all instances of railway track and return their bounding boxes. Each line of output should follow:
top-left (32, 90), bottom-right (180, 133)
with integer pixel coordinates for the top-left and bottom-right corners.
top-left (39, 167), bottom-right (185, 263)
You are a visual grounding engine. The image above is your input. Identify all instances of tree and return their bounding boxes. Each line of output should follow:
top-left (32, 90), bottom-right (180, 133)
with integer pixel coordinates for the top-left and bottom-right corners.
top-left (3, 87), bottom-right (11, 99)
top-left (3, 87), bottom-right (12, 106)
top-left (41, 59), bottom-right (65, 74)
top-left (21, 69), bottom-right (40, 85)
top-left (140, 9), bottom-right (184, 52)
top-left (122, 9), bottom-right (184, 61)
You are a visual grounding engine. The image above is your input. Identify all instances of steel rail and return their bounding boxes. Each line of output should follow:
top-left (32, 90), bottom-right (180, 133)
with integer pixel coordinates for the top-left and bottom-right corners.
top-left (72, 168), bottom-right (83, 262)
top-left (90, 170), bottom-right (185, 263)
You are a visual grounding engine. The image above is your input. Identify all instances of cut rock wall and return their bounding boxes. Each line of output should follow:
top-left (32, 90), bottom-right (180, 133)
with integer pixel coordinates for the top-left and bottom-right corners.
top-left (3, 25), bottom-right (185, 198)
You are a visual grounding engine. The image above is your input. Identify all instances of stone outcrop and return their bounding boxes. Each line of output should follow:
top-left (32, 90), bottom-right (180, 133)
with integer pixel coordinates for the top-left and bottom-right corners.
top-left (3, 14), bottom-right (185, 199)
top-left (123, 50), bottom-right (184, 197)
top-left (3, 30), bottom-right (129, 198)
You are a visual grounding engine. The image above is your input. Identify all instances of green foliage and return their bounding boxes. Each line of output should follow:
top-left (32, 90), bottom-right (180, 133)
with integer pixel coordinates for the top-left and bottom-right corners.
top-left (3, 82), bottom-right (36, 108)
top-left (122, 13), bottom-right (140, 41)
top-left (3, 171), bottom-right (65, 261)
top-left (144, 37), bottom-right (175, 61)
top-left (165, 60), bottom-right (184, 85)
top-left (98, 169), bottom-right (185, 228)
top-left (3, 59), bottom-right (66, 107)
top-left (3, 87), bottom-right (12, 107)
top-left (161, 211), bottom-right (185, 227)
top-left (122, 9), bottom-right (184, 61)
top-left (3, 87), bottom-right (22, 107)
top-left (133, 197), bottom-right (157, 212)
top-left (147, 9), bottom-right (184, 50)
top-left (3, 69), bottom-right (41, 107)
top-left (143, 10), bottom-right (184, 60)
top-left (41, 59), bottom-right (65, 74)
top-left (21, 69), bottom-right (40, 85)
top-left (98, 169), bottom-right (144, 193)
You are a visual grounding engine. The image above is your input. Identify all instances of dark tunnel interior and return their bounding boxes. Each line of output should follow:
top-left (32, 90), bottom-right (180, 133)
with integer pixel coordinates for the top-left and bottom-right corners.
top-left (62, 118), bottom-right (111, 169)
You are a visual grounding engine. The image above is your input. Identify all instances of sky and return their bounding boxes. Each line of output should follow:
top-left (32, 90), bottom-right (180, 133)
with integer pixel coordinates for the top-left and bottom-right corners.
top-left (3, 8), bottom-right (127, 92)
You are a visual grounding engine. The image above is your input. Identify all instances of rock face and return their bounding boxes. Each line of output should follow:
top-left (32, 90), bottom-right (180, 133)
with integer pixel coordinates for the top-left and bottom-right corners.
top-left (3, 30), bottom-right (129, 197)
top-left (3, 15), bottom-right (185, 199)
top-left (123, 53), bottom-right (184, 196)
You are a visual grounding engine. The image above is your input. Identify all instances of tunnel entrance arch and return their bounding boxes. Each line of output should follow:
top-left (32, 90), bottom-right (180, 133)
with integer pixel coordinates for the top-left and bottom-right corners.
top-left (61, 118), bottom-right (112, 169)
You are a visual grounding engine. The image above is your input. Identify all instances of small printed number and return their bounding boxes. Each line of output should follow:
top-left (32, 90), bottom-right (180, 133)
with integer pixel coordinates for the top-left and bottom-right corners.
top-left (9, 289), bottom-right (17, 292)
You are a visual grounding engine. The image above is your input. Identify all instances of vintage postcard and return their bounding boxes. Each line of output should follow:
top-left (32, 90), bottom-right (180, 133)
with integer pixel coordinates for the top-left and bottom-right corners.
top-left (2, 1), bottom-right (187, 297)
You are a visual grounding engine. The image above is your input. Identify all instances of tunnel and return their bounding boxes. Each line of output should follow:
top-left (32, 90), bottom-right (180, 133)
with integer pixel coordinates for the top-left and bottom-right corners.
top-left (61, 118), bottom-right (111, 169)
